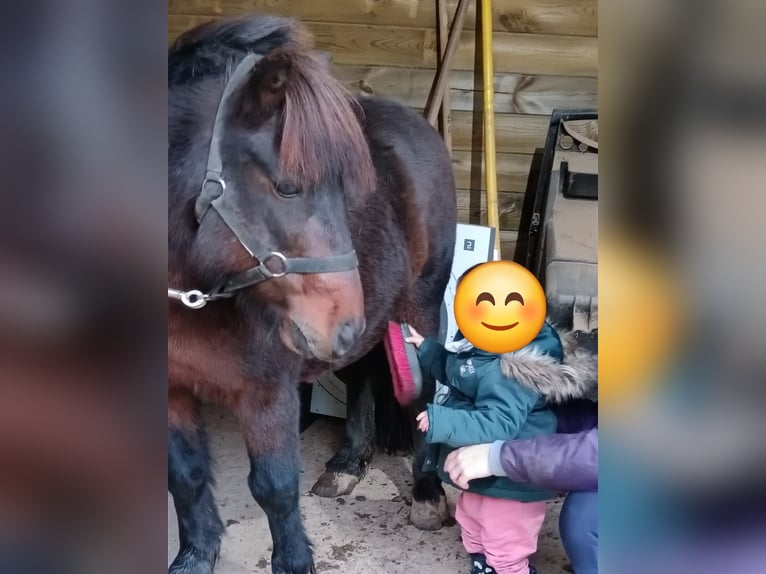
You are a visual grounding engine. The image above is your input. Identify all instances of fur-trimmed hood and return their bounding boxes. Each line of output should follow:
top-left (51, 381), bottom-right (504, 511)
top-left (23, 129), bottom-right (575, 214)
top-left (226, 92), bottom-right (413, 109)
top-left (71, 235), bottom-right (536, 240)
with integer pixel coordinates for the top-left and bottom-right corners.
top-left (500, 329), bottom-right (598, 403)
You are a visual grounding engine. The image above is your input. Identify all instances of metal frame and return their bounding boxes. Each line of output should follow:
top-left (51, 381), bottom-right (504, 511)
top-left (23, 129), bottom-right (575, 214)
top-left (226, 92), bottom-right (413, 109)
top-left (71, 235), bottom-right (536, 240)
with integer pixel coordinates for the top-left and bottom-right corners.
top-left (521, 108), bottom-right (598, 276)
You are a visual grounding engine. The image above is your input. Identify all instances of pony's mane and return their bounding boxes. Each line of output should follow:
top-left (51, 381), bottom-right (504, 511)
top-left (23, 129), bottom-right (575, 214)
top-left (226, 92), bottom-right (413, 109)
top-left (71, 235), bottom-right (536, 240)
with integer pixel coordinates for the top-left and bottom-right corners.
top-left (169, 16), bottom-right (375, 193)
top-left (169, 16), bottom-right (303, 85)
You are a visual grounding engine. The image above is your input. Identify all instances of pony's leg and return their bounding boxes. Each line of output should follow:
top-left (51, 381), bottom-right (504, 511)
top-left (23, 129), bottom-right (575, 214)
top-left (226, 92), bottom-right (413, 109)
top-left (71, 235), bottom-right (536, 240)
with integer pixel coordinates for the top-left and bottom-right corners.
top-left (168, 392), bottom-right (223, 574)
top-left (311, 356), bottom-right (377, 497)
top-left (237, 381), bottom-right (314, 574)
top-left (405, 296), bottom-right (450, 531)
top-left (409, 407), bottom-right (449, 530)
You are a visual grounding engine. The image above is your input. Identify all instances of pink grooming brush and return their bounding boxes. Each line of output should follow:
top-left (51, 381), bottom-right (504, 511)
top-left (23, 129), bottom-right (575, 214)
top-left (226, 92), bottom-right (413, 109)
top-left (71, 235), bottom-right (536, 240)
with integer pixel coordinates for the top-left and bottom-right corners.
top-left (383, 322), bottom-right (423, 406)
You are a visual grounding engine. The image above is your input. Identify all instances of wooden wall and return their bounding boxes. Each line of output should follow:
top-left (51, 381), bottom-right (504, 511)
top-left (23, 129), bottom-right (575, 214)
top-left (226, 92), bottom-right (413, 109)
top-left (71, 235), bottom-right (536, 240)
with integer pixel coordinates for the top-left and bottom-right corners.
top-left (168, 0), bottom-right (598, 258)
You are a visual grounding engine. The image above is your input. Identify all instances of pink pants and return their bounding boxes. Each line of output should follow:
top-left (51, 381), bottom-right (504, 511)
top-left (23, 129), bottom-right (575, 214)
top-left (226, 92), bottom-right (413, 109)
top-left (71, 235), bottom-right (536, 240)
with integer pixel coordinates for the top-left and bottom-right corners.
top-left (456, 491), bottom-right (547, 574)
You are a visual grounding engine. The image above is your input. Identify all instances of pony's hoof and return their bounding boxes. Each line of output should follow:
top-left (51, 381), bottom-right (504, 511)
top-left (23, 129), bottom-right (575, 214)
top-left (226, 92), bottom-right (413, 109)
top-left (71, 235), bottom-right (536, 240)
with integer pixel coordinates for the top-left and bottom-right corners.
top-left (169, 549), bottom-right (216, 574)
top-left (310, 471), bottom-right (359, 497)
top-left (272, 566), bottom-right (315, 574)
top-left (409, 495), bottom-right (450, 531)
top-left (271, 565), bottom-right (316, 574)
top-left (272, 553), bottom-right (316, 574)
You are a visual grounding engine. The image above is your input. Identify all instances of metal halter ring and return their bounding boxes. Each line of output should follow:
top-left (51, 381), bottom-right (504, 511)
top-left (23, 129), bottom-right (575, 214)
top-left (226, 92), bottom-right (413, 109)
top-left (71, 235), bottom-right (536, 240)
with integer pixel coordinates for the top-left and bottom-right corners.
top-left (167, 288), bottom-right (209, 309)
top-left (180, 289), bottom-right (208, 309)
top-left (261, 252), bottom-right (287, 278)
top-left (202, 176), bottom-right (226, 193)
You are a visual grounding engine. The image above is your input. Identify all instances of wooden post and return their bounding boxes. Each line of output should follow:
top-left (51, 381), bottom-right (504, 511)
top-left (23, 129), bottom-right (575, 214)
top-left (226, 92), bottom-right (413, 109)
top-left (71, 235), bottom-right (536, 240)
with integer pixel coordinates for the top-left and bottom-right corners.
top-left (436, 0), bottom-right (453, 154)
top-left (425, 0), bottom-right (471, 127)
top-left (479, 0), bottom-right (501, 257)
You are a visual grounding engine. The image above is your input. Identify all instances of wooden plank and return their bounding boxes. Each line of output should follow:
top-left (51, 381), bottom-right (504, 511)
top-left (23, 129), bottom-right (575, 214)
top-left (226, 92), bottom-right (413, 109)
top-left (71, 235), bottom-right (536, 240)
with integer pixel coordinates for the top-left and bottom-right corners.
top-left (456, 189), bottom-right (526, 230)
top-left (303, 23), bottom-right (437, 70)
top-left (500, 230), bottom-right (518, 261)
top-left (493, 0), bottom-right (597, 36)
top-left (447, 26), bottom-right (597, 77)
top-left (334, 65), bottom-right (597, 115)
top-left (451, 151), bottom-right (532, 192)
top-left (450, 112), bottom-right (549, 154)
top-left (169, 0), bottom-right (598, 37)
top-left (168, 0), bottom-right (437, 27)
top-left (168, 17), bottom-right (598, 77)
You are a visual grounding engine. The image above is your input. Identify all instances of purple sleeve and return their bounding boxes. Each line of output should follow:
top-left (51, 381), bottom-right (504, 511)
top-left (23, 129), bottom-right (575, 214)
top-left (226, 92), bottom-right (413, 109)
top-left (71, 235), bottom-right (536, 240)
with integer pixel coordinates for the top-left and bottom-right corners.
top-left (491, 428), bottom-right (598, 492)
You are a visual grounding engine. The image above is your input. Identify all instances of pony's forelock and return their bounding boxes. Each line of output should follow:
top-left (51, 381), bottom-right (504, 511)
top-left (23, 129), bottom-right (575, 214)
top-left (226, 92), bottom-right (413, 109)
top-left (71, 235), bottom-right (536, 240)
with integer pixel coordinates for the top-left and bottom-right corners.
top-left (278, 51), bottom-right (376, 193)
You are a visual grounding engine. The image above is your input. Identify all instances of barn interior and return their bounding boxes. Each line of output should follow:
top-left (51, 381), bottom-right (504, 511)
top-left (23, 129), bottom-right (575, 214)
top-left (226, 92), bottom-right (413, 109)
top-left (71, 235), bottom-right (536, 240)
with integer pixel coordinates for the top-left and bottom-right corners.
top-left (168, 2), bottom-right (598, 572)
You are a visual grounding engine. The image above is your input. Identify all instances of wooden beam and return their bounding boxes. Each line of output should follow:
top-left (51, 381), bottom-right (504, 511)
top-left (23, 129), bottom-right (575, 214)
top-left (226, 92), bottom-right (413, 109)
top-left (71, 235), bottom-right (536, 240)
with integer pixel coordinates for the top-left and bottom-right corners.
top-left (425, 0), bottom-right (470, 126)
top-left (499, 230), bottom-right (518, 261)
top-left (334, 65), bottom-right (597, 115)
top-left (168, 17), bottom-right (598, 78)
top-left (492, 0), bottom-right (597, 36)
top-left (451, 151), bottom-right (533, 192)
top-left (456, 189), bottom-right (526, 230)
top-left (450, 112), bottom-right (549, 153)
top-left (169, 0), bottom-right (598, 37)
top-left (434, 0), bottom-right (456, 148)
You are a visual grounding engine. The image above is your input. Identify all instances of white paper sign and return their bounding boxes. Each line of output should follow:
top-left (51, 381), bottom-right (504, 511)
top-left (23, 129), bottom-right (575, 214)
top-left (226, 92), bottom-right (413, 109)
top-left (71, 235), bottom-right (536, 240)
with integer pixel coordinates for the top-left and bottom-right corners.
top-left (438, 224), bottom-right (497, 346)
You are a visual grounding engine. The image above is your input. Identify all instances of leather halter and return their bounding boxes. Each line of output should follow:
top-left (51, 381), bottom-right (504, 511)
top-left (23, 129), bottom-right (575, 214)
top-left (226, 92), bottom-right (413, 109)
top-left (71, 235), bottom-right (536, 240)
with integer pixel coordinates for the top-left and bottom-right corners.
top-left (169, 53), bottom-right (358, 309)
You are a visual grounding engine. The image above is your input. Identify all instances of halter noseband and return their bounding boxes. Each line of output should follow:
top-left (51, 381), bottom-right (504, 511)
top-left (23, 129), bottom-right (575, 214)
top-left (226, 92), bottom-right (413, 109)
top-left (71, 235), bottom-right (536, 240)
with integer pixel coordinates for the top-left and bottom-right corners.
top-left (169, 53), bottom-right (358, 310)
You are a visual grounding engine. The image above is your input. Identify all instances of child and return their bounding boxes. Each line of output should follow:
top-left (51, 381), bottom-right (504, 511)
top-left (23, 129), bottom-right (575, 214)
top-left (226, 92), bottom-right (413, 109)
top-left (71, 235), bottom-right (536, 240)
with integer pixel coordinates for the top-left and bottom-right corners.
top-left (406, 322), bottom-right (563, 574)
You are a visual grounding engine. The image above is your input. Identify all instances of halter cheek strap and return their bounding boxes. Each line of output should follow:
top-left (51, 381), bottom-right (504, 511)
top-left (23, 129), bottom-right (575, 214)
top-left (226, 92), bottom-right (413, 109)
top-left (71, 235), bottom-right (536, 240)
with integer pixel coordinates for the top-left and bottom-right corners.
top-left (170, 52), bottom-right (359, 309)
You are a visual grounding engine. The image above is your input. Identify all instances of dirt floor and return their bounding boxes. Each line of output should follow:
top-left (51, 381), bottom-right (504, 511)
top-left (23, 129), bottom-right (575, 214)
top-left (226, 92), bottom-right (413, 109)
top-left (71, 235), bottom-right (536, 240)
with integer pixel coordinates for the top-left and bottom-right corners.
top-left (168, 409), bottom-right (571, 573)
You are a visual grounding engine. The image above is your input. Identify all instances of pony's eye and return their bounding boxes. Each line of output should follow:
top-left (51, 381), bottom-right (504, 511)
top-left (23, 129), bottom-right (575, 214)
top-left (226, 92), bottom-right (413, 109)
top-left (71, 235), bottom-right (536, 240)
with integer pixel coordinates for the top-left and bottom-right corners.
top-left (274, 182), bottom-right (302, 198)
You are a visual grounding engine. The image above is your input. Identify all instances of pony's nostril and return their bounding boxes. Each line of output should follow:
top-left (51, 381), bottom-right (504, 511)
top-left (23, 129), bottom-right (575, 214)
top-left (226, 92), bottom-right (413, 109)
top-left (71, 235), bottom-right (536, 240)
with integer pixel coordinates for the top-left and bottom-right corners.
top-left (289, 320), bottom-right (312, 356)
top-left (332, 319), bottom-right (363, 358)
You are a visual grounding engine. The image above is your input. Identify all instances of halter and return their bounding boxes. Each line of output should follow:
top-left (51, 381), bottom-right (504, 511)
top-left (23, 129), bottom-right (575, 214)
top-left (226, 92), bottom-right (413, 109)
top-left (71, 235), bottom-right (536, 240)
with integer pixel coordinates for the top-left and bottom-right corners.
top-left (169, 53), bottom-right (359, 310)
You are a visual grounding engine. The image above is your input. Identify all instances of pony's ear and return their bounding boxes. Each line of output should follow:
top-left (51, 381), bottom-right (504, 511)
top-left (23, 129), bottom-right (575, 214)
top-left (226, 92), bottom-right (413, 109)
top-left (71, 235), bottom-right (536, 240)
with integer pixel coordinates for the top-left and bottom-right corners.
top-left (239, 55), bottom-right (293, 117)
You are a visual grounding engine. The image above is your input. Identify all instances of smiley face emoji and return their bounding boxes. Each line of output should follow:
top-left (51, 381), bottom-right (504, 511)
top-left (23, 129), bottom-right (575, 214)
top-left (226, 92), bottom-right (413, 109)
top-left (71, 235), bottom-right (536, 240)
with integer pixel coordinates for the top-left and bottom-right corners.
top-left (454, 261), bottom-right (547, 353)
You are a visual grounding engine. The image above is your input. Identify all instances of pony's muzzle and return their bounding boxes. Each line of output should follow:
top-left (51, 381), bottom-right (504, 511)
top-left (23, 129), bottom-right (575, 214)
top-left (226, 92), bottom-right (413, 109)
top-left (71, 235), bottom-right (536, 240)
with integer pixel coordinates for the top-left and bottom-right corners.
top-left (286, 316), bottom-right (365, 361)
top-left (331, 318), bottom-right (366, 359)
top-left (281, 268), bottom-right (365, 361)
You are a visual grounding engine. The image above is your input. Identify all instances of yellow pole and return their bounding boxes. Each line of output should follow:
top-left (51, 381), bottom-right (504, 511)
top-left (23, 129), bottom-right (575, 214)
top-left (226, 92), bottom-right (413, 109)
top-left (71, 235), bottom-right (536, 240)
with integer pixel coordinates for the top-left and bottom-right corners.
top-left (480, 0), bottom-right (501, 258)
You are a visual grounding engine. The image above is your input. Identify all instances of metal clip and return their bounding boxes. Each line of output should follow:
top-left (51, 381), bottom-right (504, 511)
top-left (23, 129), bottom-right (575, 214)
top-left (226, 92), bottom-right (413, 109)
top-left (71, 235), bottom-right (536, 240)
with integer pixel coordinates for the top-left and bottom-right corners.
top-left (168, 288), bottom-right (208, 309)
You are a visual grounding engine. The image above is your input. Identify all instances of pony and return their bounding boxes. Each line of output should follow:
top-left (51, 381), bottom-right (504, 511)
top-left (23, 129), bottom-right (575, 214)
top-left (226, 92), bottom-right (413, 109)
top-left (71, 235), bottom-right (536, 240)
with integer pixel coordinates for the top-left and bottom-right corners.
top-left (168, 15), bottom-right (456, 574)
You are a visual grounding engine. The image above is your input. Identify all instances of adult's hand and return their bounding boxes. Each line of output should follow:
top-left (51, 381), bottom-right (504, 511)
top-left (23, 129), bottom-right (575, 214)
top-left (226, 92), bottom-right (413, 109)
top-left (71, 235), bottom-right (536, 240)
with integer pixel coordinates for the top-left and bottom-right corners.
top-left (444, 443), bottom-right (492, 489)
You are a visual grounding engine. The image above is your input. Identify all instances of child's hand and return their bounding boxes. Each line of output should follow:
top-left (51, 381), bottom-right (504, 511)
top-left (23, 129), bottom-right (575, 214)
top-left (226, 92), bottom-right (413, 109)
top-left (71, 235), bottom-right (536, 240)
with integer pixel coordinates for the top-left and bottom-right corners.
top-left (416, 410), bottom-right (429, 433)
top-left (405, 325), bottom-right (425, 349)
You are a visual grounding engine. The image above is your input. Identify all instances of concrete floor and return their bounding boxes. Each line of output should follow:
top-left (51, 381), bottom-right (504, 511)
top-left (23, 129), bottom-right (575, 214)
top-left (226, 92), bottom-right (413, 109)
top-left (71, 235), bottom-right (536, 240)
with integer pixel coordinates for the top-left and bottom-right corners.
top-left (168, 410), bottom-right (571, 573)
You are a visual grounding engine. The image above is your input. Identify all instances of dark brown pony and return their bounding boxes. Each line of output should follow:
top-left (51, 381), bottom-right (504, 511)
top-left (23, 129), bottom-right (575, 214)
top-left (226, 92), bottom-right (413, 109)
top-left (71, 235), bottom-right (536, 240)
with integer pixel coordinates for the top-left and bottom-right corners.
top-left (168, 16), bottom-right (456, 574)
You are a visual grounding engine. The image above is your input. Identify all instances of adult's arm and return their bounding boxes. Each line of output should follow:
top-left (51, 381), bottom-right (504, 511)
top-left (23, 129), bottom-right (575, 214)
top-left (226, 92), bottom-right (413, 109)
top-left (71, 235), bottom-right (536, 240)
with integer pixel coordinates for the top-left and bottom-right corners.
top-left (488, 427), bottom-right (598, 491)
